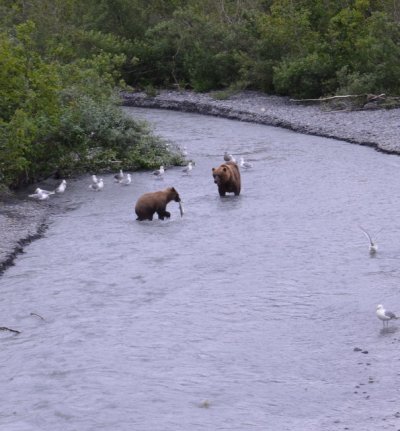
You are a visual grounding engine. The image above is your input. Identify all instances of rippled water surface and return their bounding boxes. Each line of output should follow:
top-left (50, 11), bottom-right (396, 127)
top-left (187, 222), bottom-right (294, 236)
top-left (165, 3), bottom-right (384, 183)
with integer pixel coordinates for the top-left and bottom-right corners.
top-left (2, 108), bottom-right (400, 431)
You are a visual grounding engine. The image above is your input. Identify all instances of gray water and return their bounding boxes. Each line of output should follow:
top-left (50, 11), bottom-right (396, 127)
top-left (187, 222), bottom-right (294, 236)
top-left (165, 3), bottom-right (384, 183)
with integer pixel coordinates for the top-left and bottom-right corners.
top-left (1, 108), bottom-right (400, 431)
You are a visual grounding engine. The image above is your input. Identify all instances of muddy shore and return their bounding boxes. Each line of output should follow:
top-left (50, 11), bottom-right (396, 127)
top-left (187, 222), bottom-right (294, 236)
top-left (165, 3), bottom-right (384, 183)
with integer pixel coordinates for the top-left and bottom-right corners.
top-left (1, 90), bottom-right (399, 274)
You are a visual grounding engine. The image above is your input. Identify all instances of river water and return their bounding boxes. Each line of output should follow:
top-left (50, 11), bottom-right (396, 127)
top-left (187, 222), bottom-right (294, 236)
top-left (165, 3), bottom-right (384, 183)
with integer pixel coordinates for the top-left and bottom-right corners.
top-left (1, 108), bottom-right (400, 431)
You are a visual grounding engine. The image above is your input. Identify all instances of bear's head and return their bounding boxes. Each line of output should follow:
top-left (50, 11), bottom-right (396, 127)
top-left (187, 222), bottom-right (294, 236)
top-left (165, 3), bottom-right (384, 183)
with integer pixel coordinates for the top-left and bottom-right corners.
top-left (212, 165), bottom-right (230, 185)
top-left (167, 187), bottom-right (181, 202)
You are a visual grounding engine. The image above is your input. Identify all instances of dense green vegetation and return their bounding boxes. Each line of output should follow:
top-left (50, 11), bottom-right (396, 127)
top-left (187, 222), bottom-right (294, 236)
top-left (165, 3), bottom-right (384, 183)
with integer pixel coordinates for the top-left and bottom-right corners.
top-left (1, 0), bottom-right (399, 189)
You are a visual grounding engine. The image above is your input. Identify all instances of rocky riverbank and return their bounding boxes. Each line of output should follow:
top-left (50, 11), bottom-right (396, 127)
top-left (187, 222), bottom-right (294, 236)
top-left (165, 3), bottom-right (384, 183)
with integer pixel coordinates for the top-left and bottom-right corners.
top-left (0, 192), bottom-right (49, 275)
top-left (121, 90), bottom-right (400, 154)
top-left (2, 89), bottom-right (400, 276)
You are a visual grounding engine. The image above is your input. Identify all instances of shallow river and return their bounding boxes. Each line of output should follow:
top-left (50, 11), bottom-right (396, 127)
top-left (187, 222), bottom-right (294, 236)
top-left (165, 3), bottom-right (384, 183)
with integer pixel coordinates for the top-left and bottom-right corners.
top-left (1, 108), bottom-right (400, 431)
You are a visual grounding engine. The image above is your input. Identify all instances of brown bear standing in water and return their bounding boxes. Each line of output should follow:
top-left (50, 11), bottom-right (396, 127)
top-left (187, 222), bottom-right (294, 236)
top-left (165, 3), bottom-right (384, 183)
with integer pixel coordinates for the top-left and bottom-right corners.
top-left (212, 161), bottom-right (241, 196)
top-left (135, 187), bottom-right (181, 221)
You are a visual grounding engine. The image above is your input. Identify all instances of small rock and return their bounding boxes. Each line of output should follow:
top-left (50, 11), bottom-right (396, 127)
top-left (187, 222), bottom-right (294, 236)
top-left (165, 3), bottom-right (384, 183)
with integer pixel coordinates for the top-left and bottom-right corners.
top-left (353, 347), bottom-right (362, 352)
top-left (199, 400), bottom-right (211, 409)
top-left (361, 350), bottom-right (369, 354)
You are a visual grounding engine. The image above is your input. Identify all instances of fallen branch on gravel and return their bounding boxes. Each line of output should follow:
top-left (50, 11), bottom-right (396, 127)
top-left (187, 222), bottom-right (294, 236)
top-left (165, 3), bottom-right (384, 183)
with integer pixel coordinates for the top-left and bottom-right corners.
top-left (290, 93), bottom-right (400, 111)
top-left (0, 326), bottom-right (20, 334)
top-left (290, 93), bottom-right (385, 103)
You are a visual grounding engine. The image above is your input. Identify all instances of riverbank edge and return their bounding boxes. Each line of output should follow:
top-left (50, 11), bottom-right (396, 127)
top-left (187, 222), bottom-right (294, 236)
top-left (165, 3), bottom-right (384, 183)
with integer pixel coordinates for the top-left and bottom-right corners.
top-left (121, 89), bottom-right (400, 156)
top-left (0, 191), bottom-right (50, 277)
top-left (0, 220), bottom-right (48, 277)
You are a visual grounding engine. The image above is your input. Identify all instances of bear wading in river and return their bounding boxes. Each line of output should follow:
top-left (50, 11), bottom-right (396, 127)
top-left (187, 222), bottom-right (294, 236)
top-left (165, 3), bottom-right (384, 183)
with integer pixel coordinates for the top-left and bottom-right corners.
top-left (135, 187), bottom-right (181, 221)
top-left (212, 161), bottom-right (241, 196)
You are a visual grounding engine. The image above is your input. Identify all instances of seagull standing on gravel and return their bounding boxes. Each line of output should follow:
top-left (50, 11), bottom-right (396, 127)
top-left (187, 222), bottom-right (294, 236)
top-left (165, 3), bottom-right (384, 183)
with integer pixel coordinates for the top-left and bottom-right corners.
top-left (120, 173), bottom-right (131, 185)
top-left (240, 157), bottom-right (253, 169)
top-left (29, 189), bottom-right (50, 200)
top-left (55, 180), bottom-right (67, 193)
top-left (224, 152), bottom-right (236, 163)
top-left (89, 178), bottom-right (104, 191)
top-left (114, 169), bottom-right (124, 183)
top-left (376, 304), bottom-right (398, 327)
top-left (359, 226), bottom-right (378, 254)
top-left (153, 166), bottom-right (165, 178)
top-left (182, 162), bottom-right (193, 174)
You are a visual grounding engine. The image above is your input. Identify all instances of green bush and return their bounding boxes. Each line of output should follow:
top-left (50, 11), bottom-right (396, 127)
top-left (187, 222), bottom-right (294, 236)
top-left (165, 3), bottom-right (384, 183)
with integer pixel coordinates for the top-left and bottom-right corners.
top-left (0, 20), bottom-right (184, 190)
top-left (273, 52), bottom-right (333, 98)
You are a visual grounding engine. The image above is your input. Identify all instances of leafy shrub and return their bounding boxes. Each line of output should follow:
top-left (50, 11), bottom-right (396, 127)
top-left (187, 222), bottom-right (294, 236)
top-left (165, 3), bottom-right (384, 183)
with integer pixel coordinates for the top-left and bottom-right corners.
top-left (273, 52), bottom-right (333, 98)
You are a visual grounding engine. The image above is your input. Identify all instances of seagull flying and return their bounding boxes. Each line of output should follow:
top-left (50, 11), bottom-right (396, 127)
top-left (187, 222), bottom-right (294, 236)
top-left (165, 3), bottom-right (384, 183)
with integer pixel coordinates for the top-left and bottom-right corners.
top-left (89, 178), bottom-right (104, 191)
top-left (55, 180), bottom-right (67, 193)
top-left (240, 157), bottom-right (253, 169)
top-left (359, 226), bottom-right (378, 254)
top-left (120, 173), bottom-right (131, 185)
top-left (376, 304), bottom-right (398, 327)
top-left (114, 169), bottom-right (124, 183)
top-left (224, 152), bottom-right (236, 163)
top-left (182, 162), bottom-right (193, 174)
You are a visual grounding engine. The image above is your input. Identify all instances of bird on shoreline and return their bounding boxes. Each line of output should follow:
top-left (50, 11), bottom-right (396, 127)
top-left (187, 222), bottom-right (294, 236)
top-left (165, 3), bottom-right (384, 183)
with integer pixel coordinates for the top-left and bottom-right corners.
top-left (55, 180), bottom-right (67, 193)
top-left (120, 173), bottom-right (132, 185)
top-left (91, 175), bottom-right (99, 184)
top-left (89, 178), bottom-right (104, 191)
top-left (240, 157), bottom-right (253, 169)
top-left (34, 187), bottom-right (55, 196)
top-left (376, 304), bottom-right (398, 327)
top-left (182, 162), bottom-right (193, 174)
top-left (153, 166), bottom-right (165, 178)
top-left (359, 226), bottom-right (378, 255)
top-left (224, 152), bottom-right (236, 163)
top-left (29, 189), bottom-right (51, 200)
top-left (114, 169), bottom-right (124, 183)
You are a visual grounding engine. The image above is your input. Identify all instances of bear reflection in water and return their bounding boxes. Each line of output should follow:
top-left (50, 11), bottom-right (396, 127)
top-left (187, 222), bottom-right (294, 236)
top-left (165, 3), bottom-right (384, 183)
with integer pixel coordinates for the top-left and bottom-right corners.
top-left (212, 161), bottom-right (241, 196)
top-left (135, 187), bottom-right (182, 221)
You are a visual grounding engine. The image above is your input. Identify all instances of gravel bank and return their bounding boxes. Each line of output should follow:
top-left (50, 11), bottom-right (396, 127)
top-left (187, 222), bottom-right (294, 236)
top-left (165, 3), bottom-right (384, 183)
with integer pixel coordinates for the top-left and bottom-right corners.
top-left (122, 90), bottom-right (400, 154)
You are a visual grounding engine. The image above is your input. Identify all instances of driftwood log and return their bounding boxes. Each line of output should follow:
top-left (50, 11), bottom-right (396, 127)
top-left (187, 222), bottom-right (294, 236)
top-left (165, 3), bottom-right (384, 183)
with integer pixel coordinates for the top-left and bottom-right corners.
top-left (290, 93), bottom-right (400, 111)
top-left (0, 326), bottom-right (20, 334)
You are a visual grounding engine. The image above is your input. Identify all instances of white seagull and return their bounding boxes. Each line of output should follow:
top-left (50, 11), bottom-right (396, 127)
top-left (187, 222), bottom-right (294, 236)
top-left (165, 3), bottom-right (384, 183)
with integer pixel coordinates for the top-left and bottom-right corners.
top-left (224, 152), bottom-right (236, 163)
top-left (89, 178), bottom-right (104, 191)
top-left (120, 173), bottom-right (131, 185)
top-left (55, 179), bottom-right (67, 193)
top-left (153, 166), bottom-right (165, 177)
top-left (114, 169), bottom-right (124, 183)
top-left (376, 304), bottom-right (398, 327)
top-left (182, 146), bottom-right (188, 157)
top-left (29, 189), bottom-right (50, 200)
top-left (359, 226), bottom-right (378, 254)
top-left (34, 187), bottom-right (55, 196)
top-left (240, 157), bottom-right (253, 169)
top-left (182, 162), bottom-right (193, 174)
top-left (91, 174), bottom-right (99, 184)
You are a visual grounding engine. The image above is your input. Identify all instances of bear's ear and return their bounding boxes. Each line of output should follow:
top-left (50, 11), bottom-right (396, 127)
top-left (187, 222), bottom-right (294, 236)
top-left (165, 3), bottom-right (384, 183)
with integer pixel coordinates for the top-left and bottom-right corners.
top-left (212, 168), bottom-right (215, 172)
top-left (223, 167), bottom-right (227, 172)
top-left (170, 187), bottom-right (176, 193)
